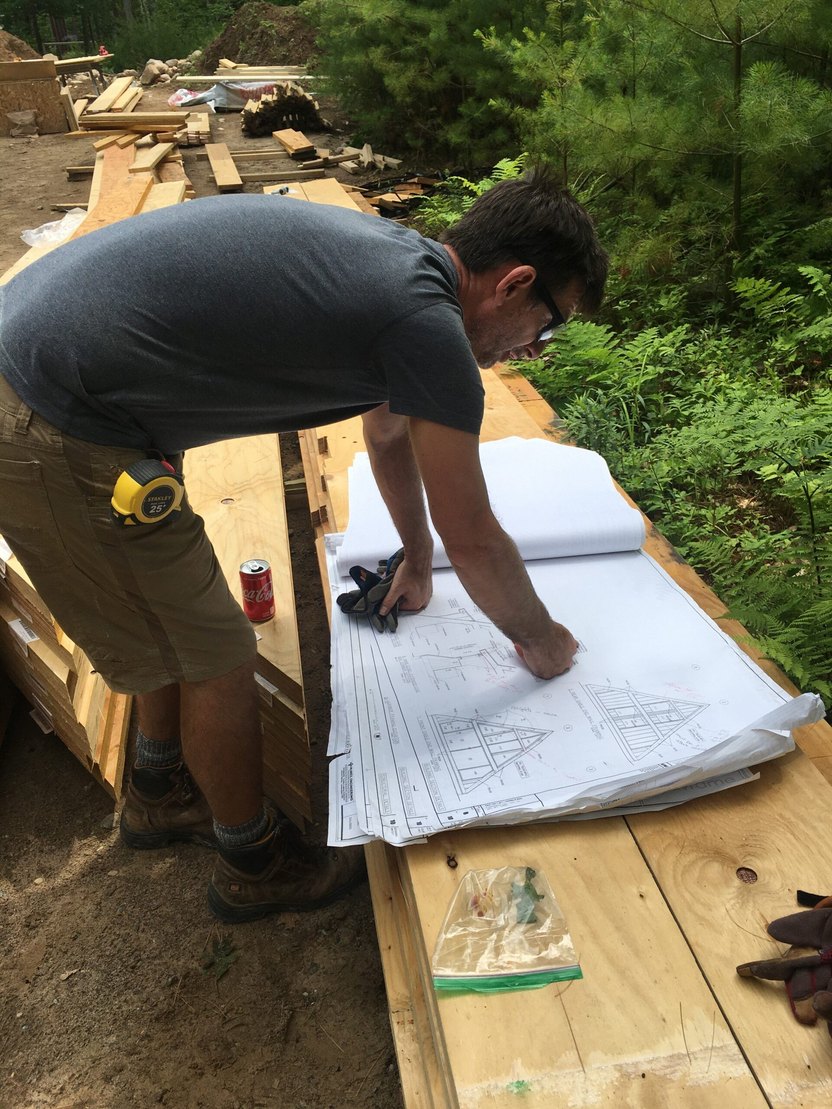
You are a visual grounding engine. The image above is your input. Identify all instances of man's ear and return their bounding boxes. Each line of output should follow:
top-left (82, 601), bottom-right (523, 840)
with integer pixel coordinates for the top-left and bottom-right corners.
top-left (493, 264), bottom-right (536, 305)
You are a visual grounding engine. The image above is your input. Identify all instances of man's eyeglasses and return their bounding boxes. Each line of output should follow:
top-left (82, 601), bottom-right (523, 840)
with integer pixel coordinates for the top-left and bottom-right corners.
top-left (533, 277), bottom-right (566, 343)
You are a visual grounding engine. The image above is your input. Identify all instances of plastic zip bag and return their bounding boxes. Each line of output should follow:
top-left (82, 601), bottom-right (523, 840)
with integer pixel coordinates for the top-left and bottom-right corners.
top-left (432, 866), bottom-right (582, 994)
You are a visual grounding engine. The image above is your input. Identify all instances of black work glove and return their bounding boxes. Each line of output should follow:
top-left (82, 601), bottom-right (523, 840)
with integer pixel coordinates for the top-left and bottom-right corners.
top-left (736, 896), bottom-right (832, 1033)
top-left (336, 548), bottom-right (405, 632)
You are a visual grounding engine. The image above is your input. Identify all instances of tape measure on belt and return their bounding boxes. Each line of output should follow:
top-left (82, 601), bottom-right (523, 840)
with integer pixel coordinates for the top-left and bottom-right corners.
top-left (111, 458), bottom-right (184, 526)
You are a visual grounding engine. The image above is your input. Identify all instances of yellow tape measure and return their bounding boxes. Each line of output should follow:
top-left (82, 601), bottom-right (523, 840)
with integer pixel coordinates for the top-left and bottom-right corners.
top-left (111, 459), bottom-right (184, 526)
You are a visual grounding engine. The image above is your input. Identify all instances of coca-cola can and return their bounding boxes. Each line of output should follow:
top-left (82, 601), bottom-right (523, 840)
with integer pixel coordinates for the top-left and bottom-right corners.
top-left (240, 559), bottom-right (275, 623)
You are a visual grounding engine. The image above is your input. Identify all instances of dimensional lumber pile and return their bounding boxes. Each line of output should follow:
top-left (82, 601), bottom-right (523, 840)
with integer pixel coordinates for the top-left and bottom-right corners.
top-left (67, 73), bottom-right (210, 147)
top-left (0, 538), bottom-right (129, 794)
top-left (291, 179), bottom-right (832, 1106)
top-left (0, 58), bottom-right (67, 135)
top-left (241, 84), bottom-right (322, 137)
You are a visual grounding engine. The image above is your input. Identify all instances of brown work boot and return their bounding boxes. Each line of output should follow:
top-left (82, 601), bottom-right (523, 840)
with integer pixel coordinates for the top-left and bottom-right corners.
top-left (208, 819), bottom-right (366, 923)
top-left (120, 762), bottom-right (216, 849)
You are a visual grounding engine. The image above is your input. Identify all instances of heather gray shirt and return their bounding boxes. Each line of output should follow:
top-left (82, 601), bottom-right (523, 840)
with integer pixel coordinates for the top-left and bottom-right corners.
top-left (0, 194), bottom-right (484, 453)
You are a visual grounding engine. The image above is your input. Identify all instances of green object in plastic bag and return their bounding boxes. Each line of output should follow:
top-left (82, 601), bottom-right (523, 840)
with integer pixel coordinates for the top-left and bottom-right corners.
top-left (432, 865), bottom-right (582, 994)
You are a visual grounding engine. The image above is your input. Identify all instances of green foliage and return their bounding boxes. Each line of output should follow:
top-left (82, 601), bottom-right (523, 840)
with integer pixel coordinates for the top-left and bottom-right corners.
top-left (411, 155), bottom-right (527, 236)
top-left (111, 0), bottom-right (232, 70)
top-left (522, 265), bottom-right (832, 699)
top-left (300, 0), bottom-right (544, 163)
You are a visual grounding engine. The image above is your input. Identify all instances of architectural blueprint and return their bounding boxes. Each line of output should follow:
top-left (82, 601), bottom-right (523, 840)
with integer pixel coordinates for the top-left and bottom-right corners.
top-left (327, 539), bottom-right (823, 846)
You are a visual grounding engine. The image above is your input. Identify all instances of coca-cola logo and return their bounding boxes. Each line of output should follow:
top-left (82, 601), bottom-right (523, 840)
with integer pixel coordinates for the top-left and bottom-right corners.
top-left (244, 584), bottom-right (273, 603)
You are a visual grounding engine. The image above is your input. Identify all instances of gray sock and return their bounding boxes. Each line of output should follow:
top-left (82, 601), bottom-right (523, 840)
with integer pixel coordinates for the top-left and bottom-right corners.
top-left (213, 807), bottom-right (270, 850)
top-left (134, 730), bottom-right (182, 769)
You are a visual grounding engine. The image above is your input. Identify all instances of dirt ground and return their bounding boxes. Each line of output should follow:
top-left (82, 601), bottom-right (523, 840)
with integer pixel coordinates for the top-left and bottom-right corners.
top-left (0, 81), bottom-right (406, 1109)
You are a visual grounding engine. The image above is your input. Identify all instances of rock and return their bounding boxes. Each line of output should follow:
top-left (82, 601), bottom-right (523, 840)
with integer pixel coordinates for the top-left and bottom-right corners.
top-left (156, 73), bottom-right (172, 84)
top-left (7, 110), bottom-right (37, 138)
top-left (140, 59), bottom-right (169, 86)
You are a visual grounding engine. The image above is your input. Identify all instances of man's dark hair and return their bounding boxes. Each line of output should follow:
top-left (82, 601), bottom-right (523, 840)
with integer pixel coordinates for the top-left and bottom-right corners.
top-left (439, 164), bottom-right (609, 315)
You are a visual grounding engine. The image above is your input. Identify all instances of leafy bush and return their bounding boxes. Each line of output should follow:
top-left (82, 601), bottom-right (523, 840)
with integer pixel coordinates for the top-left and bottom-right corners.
top-left (112, 0), bottom-right (232, 70)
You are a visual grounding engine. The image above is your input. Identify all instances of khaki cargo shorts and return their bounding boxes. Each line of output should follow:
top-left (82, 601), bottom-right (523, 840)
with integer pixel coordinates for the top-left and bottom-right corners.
top-left (0, 374), bottom-right (256, 694)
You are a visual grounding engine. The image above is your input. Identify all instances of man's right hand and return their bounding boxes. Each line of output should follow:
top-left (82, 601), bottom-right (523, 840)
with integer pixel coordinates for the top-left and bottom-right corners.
top-left (514, 621), bottom-right (578, 679)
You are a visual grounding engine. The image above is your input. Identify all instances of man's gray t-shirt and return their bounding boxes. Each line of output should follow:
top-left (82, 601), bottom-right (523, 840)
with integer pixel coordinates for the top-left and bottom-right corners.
top-left (0, 194), bottom-right (484, 453)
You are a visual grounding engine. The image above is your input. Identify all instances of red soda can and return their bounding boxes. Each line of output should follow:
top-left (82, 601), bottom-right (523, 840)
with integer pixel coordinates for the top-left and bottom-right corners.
top-left (240, 559), bottom-right (275, 622)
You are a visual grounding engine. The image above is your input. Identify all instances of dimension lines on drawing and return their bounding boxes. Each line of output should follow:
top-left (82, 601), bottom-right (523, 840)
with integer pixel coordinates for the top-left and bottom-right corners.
top-left (585, 684), bottom-right (707, 763)
top-left (430, 714), bottom-right (549, 794)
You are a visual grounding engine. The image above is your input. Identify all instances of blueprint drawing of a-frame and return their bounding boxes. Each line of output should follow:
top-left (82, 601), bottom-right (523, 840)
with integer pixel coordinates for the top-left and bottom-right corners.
top-left (430, 714), bottom-right (550, 794)
top-left (585, 684), bottom-right (707, 763)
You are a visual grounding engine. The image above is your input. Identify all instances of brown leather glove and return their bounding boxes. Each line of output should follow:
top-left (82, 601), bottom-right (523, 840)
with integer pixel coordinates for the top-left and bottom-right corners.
top-left (736, 896), bottom-right (832, 1032)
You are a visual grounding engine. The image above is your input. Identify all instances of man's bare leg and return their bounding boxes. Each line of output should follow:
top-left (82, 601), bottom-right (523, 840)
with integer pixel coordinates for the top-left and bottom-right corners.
top-left (123, 659), bottom-right (262, 846)
top-left (136, 683), bottom-right (180, 742)
top-left (178, 658), bottom-right (262, 827)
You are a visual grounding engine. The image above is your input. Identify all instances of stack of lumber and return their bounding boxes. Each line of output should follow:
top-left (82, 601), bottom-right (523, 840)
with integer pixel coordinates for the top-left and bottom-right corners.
top-left (0, 58), bottom-right (67, 136)
top-left (185, 436), bottom-right (311, 829)
top-left (217, 60), bottom-right (312, 76)
top-left (177, 61), bottom-right (320, 83)
top-left (241, 84), bottom-right (322, 137)
top-left (65, 74), bottom-right (211, 147)
top-left (293, 178), bottom-right (832, 1107)
top-left (0, 537), bottom-right (128, 794)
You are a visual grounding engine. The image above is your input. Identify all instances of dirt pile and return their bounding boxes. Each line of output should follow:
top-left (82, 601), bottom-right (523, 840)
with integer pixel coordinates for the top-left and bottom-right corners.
top-left (200, 3), bottom-right (320, 73)
top-left (0, 30), bottom-right (40, 62)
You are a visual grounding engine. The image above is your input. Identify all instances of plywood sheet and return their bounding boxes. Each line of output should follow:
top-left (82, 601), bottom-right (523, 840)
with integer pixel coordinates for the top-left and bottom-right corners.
top-left (0, 77), bottom-right (66, 135)
top-left (185, 435), bottom-right (304, 706)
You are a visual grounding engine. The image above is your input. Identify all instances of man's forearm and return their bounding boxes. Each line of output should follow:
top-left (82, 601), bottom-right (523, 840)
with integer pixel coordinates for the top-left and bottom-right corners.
top-left (364, 431), bottom-right (434, 570)
top-left (445, 521), bottom-right (552, 647)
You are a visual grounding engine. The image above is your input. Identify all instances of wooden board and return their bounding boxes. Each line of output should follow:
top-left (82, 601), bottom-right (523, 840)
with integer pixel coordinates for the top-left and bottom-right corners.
top-left (204, 142), bottom-right (243, 192)
top-left (263, 179), bottom-right (360, 207)
top-left (84, 75), bottom-right (135, 114)
top-left (128, 141), bottom-right (174, 174)
top-left (272, 128), bottom-right (315, 157)
top-left (59, 85), bottom-right (78, 131)
top-left (69, 144), bottom-right (153, 239)
top-left (185, 435), bottom-right (304, 706)
top-left (242, 169), bottom-right (325, 185)
top-left (139, 180), bottom-right (187, 212)
top-left (0, 60), bottom-right (57, 81)
top-left (76, 110), bottom-right (189, 131)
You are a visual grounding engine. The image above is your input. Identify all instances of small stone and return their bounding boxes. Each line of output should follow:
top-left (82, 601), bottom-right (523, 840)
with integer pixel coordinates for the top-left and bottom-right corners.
top-left (99, 813), bottom-right (116, 830)
top-left (107, 869), bottom-right (119, 877)
top-left (59, 969), bottom-right (79, 981)
top-left (33, 877), bottom-right (44, 885)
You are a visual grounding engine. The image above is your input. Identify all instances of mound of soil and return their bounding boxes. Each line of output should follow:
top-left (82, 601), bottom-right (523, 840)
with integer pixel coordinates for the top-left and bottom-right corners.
top-left (0, 29), bottom-right (40, 62)
top-left (200, 3), bottom-right (320, 73)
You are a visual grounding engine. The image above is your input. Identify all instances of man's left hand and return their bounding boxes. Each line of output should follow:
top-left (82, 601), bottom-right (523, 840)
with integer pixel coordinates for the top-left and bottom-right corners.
top-left (379, 554), bottom-right (432, 617)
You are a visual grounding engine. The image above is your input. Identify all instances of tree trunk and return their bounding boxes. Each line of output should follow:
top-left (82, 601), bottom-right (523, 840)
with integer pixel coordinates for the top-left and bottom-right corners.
top-left (731, 15), bottom-right (743, 255)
